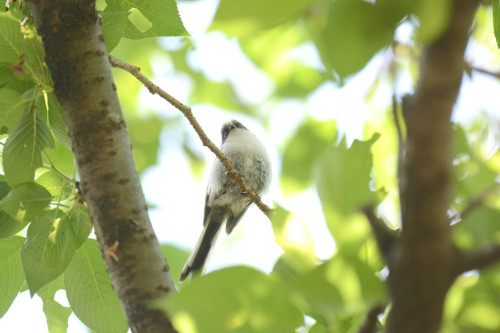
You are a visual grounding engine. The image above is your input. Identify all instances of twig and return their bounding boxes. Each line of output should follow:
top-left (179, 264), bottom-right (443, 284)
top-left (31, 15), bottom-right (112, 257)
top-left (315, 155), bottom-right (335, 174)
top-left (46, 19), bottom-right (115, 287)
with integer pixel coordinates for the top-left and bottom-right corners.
top-left (393, 94), bottom-right (406, 216)
top-left (455, 244), bottom-right (500, 274)
top-left (356, 302), bottom-right (388, 333)
top-left (467, 63), bottom-right (500, 79)
top-left (392, 95), bottom-right (403, 146)
top-left (459, 183), bottom-right (500, 219)
top-left (108, 55), bottom-right (272, 215)
top-left (361, 205), bottom-right (397, 262)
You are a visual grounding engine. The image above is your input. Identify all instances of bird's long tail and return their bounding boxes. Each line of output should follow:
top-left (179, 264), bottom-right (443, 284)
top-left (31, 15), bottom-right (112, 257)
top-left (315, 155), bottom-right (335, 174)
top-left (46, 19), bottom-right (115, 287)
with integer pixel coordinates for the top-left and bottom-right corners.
top-left (179, 220), bottom-right (222, 281)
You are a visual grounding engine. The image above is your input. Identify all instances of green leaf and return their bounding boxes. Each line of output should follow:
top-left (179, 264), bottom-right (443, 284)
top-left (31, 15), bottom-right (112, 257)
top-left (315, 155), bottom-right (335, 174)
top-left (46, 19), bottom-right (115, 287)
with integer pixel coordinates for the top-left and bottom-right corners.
top-left (412, 0), bottom-right (451, 44)
top-left (0, 88), bottom-right (27, 132)
top-left (21, 209), bottom-right (77, 295)
top-left (317, 134), bottom-right (382, 216)
top-left (453, 125), bottom-right (497, 202)
top-left (0, 177), bottom-right (28, 238)
top-left (0, 236), bottom-right (25, 319)
top-left (64, 205), bottom-right (92, 249)
top-left (0, 210), bottom-right (25, 239)
top-left (453, 268), bottom-right (500, 331)
top-left (35, 169), bottom-right (73, 201)
top-left (270, 206), bottom-right (317, 278)
top-left (160, 243), bottom-right (189, 290)
top-left (0, 64), bottom-right (13, 88)
top-left (44, 93), bottom-right (71, 150)
top-left (3, 112), bottom-right (55, 187)
top-left (101, 11), bottom-right (129, 52)
top-left (0, 12), bottom-right (24, 64)
top-left (281, 119), bottom-right (336, 191)
top-left (0, 182), bottom-right (52, 222)
top-left (296, 253), bottom-right (385, 328)
top-left (292, 261), bottom-right (344, 324)
top-left (65, 239), bottom-right (128, 333)
top-left (211, 0), bottom-right (318, 37)
top-left (37, 275), bottom-right (72, 333)
top-left (493, 0), bottom-right (500, 49)
top-left (104, 0), bottom-right (188, 39)
top-left (163, 266), bottom-right (303, 333)
top-left (310, 0), bottom-right (401, 79)
top-left (127, 117), bottom-right (165, 173)
top-left (453, 207), bottom-right (500, 250)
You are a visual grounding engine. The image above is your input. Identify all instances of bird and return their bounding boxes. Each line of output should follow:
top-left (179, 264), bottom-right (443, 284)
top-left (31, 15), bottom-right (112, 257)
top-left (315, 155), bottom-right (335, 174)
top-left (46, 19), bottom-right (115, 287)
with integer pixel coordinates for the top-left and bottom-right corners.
top-left (179, 119), bottom-right (272, 281)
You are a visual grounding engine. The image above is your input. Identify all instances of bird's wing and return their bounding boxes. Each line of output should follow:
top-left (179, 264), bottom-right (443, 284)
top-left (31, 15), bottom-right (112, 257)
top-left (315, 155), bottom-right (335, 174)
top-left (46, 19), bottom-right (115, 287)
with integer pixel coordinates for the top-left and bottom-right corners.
top-left (225, 203), bottom-right (250, 234)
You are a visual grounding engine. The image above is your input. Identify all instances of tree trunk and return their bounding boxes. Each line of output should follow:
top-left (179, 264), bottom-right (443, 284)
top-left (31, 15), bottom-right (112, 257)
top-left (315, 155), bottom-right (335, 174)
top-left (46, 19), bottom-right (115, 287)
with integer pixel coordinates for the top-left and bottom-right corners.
top-left (386, 0), bottom-right (481, 332)
top-left (26, 1), bottom-right (177, 332)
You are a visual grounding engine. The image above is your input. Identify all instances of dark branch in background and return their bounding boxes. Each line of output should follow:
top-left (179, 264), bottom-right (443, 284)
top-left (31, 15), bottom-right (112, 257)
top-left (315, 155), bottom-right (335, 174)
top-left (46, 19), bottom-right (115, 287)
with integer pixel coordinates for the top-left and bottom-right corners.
top-left (361, 206), bottom-right (397, 262)
top-left (456, 245), bottom-right (500, 274)
top-left (356, 302), bottom-right (387, 333)
top-left (386, 0), bottom-right (481, 332)
top-left (108, 55), bottom-right (272, 216)
top-left (467, 63), bottom-right (500, 79)
top-left (392, 94), bottom-right (406, 217)
top-left (458, 183), bottom-right (500, 219)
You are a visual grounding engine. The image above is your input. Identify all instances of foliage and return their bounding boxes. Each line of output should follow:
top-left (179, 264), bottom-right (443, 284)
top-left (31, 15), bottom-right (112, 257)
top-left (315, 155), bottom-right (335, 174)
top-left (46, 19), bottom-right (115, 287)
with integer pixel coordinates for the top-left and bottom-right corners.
top-left (1, 0), bottom-right (500, 332)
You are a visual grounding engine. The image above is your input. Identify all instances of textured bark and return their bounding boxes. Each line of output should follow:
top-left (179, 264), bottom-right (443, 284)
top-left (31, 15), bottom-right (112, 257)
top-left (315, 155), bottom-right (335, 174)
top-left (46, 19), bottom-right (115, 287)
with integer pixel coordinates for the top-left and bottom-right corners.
top-left (385, 0), bottom-right (481, 332)
top-left (26, 1), bottom-right (177, 332)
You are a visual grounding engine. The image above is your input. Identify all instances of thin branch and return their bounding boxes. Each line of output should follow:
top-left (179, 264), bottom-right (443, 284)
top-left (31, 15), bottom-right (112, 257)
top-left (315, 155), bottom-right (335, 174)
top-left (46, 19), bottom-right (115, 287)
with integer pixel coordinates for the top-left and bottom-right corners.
top-left (361, 206), bottom-right (397, 262)
top-left (356, 302), bottom-right (387, 333)
top-left (392, 94), bottom-right (403, 146)
top-left (393, 94), bottom-right (406, 216)
top-left (467, 63), bottom-right (500, 79)
top-left (459, 183), bottom-right (500, 219)
top-left (108, 55), bottom-right (272, 215)
top-left (456, 244), bottom-right (500, 274)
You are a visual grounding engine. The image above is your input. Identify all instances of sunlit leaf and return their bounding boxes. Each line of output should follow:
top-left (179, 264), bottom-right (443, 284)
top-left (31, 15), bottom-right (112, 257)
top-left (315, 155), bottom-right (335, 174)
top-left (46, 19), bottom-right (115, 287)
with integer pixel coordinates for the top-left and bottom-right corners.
top-left (160, 243), bottom-right (190, 290)
top-left (412, 0), bottom-right (451, 44)
top-left (211, 0), bottom-right (318, 37)
top-left (309, 0), bottom-right (401, 79)
top-left (3, 112), bottom-right (55, 187)
top-left (104, 0), bottom-right (188, 39)
top-left (0, 12), bottom-right (23, 63)
top-left (0, 236), bottom-right (25, 319)
top-left (163, 266), bottom-right (303, 332)
top-left (35, 169), bottom-right (73, 201)
top-left (0, 88), bottom-right (27, 132)
top-left (45, 93), bottom-right (72, 150)
top-left (0, 182), bottom-right (52, 222)
top-left (22, 209), bottom-right (77, 295)
top-left (101, 11), bottom-right (129, 52)
top-left (0, 177), bottom-right (27, 239)
top-left (270, 205), bottom-right (317, 278)
top-left (452, 125), bottom-right (497, 204)
top-left (281, 119), bottom-right (336, 191)
top-left (453, 207), bottom-right (500, 250)
top-left (37, 275), bottom-right (72, 333)
top-left (65, 239), bottom-right (128, 333)
top-left (317, 133), bottom-right (383, 216)
top-left (64, 205), bottom-right (92, 249)
top-left (493, 0), bottom-right (500, 49)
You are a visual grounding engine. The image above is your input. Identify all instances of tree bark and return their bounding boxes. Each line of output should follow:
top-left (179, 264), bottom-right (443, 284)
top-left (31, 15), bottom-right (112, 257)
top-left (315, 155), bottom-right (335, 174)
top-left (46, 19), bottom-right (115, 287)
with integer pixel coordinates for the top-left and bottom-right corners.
top-left (386, 0), bottom-right (481, 332)
top-left (26, 1), bottom-right (177, 332)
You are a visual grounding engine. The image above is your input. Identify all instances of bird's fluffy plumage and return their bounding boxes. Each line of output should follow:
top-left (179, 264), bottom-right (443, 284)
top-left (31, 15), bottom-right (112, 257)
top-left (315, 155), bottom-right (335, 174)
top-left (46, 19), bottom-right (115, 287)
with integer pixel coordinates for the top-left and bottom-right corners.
top-left (180, 120), bottom-right (271, 281)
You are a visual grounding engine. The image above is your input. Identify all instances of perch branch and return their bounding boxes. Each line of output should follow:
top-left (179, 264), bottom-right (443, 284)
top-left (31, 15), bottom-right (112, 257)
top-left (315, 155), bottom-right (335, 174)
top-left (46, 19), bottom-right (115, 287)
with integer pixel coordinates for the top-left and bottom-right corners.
top-left (108, 55), bottom-right (272, 215)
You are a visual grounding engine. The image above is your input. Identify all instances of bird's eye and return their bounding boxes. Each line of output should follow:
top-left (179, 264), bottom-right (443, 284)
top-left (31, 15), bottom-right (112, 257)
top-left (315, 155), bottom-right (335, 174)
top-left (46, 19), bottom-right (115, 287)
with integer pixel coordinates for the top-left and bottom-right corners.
top-left (222, 128), bottom-right (230, 141)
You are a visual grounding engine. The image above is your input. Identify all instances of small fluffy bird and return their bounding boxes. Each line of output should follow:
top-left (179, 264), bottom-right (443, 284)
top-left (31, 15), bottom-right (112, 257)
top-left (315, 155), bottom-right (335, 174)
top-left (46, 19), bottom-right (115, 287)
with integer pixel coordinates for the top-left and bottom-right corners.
top-left (179, 120), bottom-right (272, 281)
